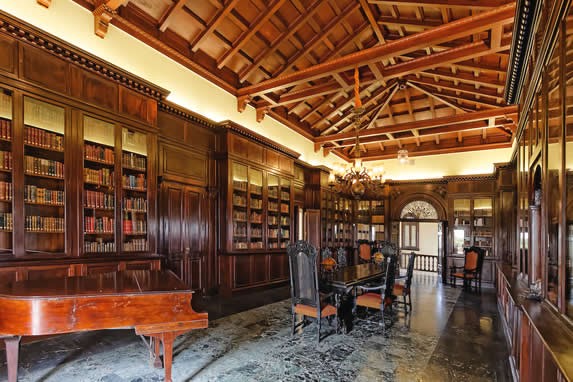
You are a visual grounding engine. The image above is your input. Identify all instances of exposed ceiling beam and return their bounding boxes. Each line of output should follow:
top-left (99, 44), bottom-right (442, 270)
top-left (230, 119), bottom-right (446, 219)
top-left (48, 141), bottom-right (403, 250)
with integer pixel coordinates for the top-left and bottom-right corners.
top-left (93, 0), bottom-right (129, 38)
top-left (217, 0), bottom-right (287, 69)
top-left (314, 105), bottom-right (517, 143)
top-left (237, 3), bottom-right (515, 97)
top-left (158, 0), bottom-right (186, 32)
top-left (406, 76), bottom-right (504, 100)
top-left (407, 81), bottom-right (466, 112)
top-left (190, 0), bottom-right (241, 52)
top-left (367, 0), bottom-right (509, 9)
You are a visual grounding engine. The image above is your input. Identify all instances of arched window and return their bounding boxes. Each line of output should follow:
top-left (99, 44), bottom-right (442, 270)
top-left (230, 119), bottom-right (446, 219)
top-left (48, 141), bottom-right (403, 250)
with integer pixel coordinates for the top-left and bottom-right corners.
top-left (400, 200), bottom-right (438, 220)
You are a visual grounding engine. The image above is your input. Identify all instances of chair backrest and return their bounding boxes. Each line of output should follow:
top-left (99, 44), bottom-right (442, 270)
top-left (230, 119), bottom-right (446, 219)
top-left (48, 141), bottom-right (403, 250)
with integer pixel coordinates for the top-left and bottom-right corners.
top-left (321, 247), bottom-right (333, 262)
top-left (287, 241), bottom-right (320, 309)
top-left (337, 247), bottom-right (347, 267)
top-left (384, 254), bottom-right (398, 301)
top-left (404, 252), bottom-right (417, 290)
top-left (358, 242), bottom-right (372, 262)
top-left (464, 246), bottom-right (485, 274)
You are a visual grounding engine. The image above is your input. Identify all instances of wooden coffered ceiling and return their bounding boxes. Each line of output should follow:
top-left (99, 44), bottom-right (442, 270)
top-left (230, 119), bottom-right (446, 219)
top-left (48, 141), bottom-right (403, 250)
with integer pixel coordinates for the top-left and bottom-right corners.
top-left (67, 0), bottom-right (518, 162)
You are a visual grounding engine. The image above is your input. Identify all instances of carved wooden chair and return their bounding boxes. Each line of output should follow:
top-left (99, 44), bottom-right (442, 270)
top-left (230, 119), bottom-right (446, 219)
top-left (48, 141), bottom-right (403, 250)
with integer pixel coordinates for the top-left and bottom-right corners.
top-left (287, 241), bottom-right (337, 344)
top-left (450, 246), bottom-right (485, 291)
top-left (357, 240), bottom-right (372, 263)
top-left (354, 253), bottom-right (398, 330)
top-left (337, 247), bottom-right (347, 268)
top-left (393, 252), bottom-right (416, 313)
top-left (320, 247), bottom-right (336, 272)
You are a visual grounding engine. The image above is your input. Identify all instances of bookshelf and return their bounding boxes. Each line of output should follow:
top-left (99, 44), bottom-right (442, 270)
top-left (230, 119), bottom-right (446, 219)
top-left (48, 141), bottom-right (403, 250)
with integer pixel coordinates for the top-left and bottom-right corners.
top-left (83, 116), bottom-right (116, 254)
top-left (451, 197), bottom-right (493, 256)
top-left (0, 89), bottom-right (12, 253)
top-left (23, 97), bottom-right (66, 254)
top-left (121, 128), bottom-right (148, 253)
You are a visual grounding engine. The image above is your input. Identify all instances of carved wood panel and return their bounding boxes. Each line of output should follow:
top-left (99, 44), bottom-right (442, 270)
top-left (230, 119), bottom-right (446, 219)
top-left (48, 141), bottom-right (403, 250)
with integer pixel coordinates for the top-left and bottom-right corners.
top-left (21, 44), bottom-right (68, 94)
top-left (160, 144), bottom-right (207, 186)
top-left (0, 34), bottom-right (17, 75)
top-left (70, 66), bottom-right (118, 112)
top-left (119, 86), bottom-right (157, 126)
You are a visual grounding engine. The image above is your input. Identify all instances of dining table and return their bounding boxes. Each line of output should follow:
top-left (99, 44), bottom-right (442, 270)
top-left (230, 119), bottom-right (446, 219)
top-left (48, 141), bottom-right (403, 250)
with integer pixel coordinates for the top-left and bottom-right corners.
top-left (321, 263), bottom-right (386, 333)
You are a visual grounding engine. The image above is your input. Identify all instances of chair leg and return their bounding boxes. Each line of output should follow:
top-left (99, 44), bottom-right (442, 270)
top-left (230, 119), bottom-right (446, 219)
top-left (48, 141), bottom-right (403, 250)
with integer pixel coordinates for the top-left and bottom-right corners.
top-left (317, 316), bottom-right (321, 344)
top-left (292, 311), bottom-right (296, 335)
top-left (402, 295), bottom-right (407, 313)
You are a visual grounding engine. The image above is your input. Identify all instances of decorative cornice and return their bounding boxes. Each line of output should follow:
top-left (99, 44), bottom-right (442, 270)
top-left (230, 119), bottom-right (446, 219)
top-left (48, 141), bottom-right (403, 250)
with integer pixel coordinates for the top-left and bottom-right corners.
top-left (443, 174), bottom-right (497, 182)
top-left (504, 0), bottom-right (542, 104)
top-left (0, 11), bottom-right (169, 101)
top-left (158, 101), bottom-right (218, 130)
top-left (220, 120), bottom-right (301, 160)
top-left (386, 178), bottom-right (448, 186)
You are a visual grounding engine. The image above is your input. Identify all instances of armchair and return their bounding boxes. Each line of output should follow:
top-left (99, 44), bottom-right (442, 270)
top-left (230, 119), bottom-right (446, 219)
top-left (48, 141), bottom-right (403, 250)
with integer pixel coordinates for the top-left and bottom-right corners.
top-left (449, 246), bottom-right (485, 291)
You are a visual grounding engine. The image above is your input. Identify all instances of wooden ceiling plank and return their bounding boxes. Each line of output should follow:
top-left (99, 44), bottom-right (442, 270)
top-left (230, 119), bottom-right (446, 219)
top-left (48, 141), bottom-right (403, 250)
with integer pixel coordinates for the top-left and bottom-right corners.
top-left (190, 0), bottom-right (241, 53)
top-left (420, 69), bottom-right (506, 90)
top-left (158, 0), bottom-right (186, 32)
top-left (237, 3), bottom-right (515, 97)
top-left (367, 0), bottom-right (507, 9)
top-left (439, 93), bottom-right (500, 108)
top-left (239, 0), bottom-right (323, 82)
top-left (377, 16), bottom-right (442, 29)
top-left (365, 85), bottom-right (400, 130)
top-left (217, 0), bottom-right (287, 69)
top-left (278, 82), bottom-right (341, 105)
top-left (407, 76), bottom-right (504, 100)
top-left (359, 0), bottom-right (395, 65)
top-left (407, 81), bottom-right (466, 113)
top-left (272, 2), bottom-right (361, 78)
top-left (314, 105), bottom-right (517, 143)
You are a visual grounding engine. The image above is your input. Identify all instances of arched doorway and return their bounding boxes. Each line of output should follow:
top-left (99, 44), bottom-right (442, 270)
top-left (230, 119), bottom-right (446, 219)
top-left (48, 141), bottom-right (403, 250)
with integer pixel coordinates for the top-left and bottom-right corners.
top-left (396, 199), bottom-right (445, 277)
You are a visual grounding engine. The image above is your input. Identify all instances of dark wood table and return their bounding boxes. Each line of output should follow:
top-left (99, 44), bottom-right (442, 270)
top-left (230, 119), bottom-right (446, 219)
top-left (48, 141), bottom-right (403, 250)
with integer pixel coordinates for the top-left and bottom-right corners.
top-left (322, 263), bottom-right (385, 332)
top-left (0, 269), bottom-right (208, 382)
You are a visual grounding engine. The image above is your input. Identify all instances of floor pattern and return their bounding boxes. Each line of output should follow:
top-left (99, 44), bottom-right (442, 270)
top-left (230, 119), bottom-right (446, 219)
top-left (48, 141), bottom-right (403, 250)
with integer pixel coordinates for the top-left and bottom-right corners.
top-left (0, 273), bottom-right (510, 382)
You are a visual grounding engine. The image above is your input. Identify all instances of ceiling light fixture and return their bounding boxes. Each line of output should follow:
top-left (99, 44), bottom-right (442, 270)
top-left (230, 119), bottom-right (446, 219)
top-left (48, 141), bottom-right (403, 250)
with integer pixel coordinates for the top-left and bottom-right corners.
top-left (328, 67), bottom-right (384, 199)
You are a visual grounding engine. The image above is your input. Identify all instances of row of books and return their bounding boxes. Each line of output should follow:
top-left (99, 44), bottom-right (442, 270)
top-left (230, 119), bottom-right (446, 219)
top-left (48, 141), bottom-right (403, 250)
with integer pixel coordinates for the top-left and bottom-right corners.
top-left (0, 119), bottom-right (11, 140)
top-left (25, 216), bottom-right (64, 232)
top-left (122, 152), bottom-right (146, 170)
top-left (84, 216), bottom-right (114, 233)
top-left (123, 218), bottom-right (146, 234)
top-left (123, 238), bottom-right (147, 252)
top-left (123, 197), bottom-right (147, 212)
top-left (0, 212), bottom-right (12, 230)
top-left (85, 143), bottom-right (114, 164)
top-left (0, 151), bottom-right (12, 171)
top-left (84, 241), bottom-right (115, 253)
top-left (0, 181), bottom-right (11, 201)
top-left (24, 126), bottom-right (64, 151)
top-left (85, 190), bottom-right (114, 209)
top-left (232, 180), bottom-right (248, 191)
top-left (122, 174), bottom-right (146, 189)
top-left (233, 210), bottom-right (247, 220)
top-left (84, 168), bottom-right (113, 186)
top-left (24, 185), bottom-right (64, 205)
top-left (25, 156), bottom-right (63, 177)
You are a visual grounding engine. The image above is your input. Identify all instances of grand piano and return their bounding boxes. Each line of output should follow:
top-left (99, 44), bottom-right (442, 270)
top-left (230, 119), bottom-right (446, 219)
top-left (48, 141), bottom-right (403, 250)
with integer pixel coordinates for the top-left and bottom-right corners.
top-left (0, 269), bottom-right (208, 382)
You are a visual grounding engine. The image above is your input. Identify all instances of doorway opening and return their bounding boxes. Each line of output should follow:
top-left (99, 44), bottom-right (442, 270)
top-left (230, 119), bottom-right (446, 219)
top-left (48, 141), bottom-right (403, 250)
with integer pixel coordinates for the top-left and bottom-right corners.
top-left (397, 200), bottom-right (445, 276)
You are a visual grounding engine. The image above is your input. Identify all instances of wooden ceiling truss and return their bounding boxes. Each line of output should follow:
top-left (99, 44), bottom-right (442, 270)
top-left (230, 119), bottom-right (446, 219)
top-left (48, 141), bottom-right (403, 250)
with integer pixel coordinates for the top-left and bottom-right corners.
top-left (68, 0), bottom-right (518, 161)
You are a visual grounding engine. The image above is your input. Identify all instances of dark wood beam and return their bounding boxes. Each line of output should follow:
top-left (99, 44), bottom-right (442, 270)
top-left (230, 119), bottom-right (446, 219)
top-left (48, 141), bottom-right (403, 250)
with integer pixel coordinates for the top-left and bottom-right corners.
top-left (314, 105), bottom-right (518, 143)
top-left (237, 3), bottom-right (515, 97)
top-left (406, 76), bottom-right (504, 100)
top-left (158, 0), bottom-right (186, 32)
top-left (367, 0), bottom-right (509, 9)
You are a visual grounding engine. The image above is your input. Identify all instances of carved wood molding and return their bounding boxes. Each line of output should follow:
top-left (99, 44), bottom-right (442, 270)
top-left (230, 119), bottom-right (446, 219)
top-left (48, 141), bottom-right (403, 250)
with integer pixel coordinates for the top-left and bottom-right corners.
top-left (37, 0), bottom-right (51, 8)
top-left (0, 11), bottom-right (168, 101)
top-left (442, 174), bottom-right (497, 182)
top-left (220, 121), bottom-right (301, 160)
top-left (158, 101), bottom-right (218, 130)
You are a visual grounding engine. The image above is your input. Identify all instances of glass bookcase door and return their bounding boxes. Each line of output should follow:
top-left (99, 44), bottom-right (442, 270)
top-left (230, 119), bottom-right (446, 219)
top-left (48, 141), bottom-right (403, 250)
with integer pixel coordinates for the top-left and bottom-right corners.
top-left (23, 97), bottom-right (66, 254)
top-left (83, 116), bottom-right (116, 254)
top-left (279, 178), bottom-right (291, 248)
top-left (248, 168), bottom-right (263, 249)
top-left (121, 128), bottom-right (148, 252)
top-left (453, 199), bottom-right (471, 254)
top-left (231, 163), bottom-right (248, 250)
top-left (0, 89), bottom-right (12, 253)
top-left (473, 198), bottom-right (493, 256)
top-left (267, 174), bottom-right (279, 249)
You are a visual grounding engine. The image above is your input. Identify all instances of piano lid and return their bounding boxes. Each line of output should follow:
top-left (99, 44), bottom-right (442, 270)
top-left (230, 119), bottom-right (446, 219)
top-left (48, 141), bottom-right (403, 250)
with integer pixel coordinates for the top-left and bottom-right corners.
top-left (0, 270), bottom-right (192, 298)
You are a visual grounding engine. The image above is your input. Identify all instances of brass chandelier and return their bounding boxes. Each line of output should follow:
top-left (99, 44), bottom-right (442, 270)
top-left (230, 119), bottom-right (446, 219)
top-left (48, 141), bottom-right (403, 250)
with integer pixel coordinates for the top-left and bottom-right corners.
top-left (328, 68), bottom-right (384, 199)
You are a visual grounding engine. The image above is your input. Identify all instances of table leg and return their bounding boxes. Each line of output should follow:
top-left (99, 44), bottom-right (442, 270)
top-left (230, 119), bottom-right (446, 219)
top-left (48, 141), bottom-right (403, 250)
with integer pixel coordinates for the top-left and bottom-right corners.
top-left (334, 293), bottom-right (342, 334)
top-left (5, 336), bottom-right (21, 382)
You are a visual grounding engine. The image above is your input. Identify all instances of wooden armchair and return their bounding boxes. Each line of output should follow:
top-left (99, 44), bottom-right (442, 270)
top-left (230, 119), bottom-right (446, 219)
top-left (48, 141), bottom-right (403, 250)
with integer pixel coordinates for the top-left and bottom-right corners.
top-left (449, 246), bottom-right (485, 291)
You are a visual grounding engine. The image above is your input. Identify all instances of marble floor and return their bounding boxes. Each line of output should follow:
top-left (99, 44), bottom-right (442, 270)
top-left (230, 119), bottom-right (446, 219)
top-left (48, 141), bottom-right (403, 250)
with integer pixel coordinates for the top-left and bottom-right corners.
top-left (0, 272), bottom-right (510, 382)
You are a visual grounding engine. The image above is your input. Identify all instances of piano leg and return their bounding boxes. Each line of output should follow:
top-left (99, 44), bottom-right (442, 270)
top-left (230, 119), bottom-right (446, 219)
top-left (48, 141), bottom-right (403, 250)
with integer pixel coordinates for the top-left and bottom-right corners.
top-left (161, 332), bottom-right (175, 382)
top-left (153, 337), bottom-right (162, 368)
top-left (4, 336), bottom-right (21, 382)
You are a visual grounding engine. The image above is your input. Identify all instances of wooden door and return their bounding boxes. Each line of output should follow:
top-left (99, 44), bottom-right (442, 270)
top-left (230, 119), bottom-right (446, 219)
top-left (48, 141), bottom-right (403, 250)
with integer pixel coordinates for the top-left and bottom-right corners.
top-left (159, 181), bottom-right (206, 292)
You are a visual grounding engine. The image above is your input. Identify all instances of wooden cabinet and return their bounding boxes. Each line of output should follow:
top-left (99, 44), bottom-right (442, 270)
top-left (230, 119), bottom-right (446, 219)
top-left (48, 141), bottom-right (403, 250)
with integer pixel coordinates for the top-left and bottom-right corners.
top-left (451, 197), bottom-right (494, 256)
top-left (0, 88), bottom-right (13, 255)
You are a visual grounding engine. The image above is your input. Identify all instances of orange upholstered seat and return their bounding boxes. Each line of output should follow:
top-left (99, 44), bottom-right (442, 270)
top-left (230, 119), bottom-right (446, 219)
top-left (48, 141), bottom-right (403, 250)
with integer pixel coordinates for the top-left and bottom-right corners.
top-left (356, 292), bottom-right (383, 310)
top-left (295, 303), bottom-right (337, 318)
